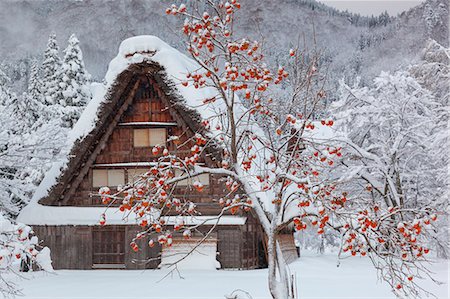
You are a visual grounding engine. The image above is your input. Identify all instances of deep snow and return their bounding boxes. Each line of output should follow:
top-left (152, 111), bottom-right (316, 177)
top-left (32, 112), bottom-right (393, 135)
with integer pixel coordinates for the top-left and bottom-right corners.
top-left (8, 252), bottom-right (449, 299)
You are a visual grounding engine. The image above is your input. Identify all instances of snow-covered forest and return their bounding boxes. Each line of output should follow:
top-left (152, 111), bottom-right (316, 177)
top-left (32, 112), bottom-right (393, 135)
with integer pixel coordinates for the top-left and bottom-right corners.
top-left (0, 0), bottom-right (448, 298)
top-left (0, 33), bottom-right (91, 216)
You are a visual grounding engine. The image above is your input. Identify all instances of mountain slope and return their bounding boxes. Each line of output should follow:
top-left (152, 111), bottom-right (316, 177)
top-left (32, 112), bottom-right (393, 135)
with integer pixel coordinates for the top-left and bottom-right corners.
top-left (0, 0), bottom-right (447, 88)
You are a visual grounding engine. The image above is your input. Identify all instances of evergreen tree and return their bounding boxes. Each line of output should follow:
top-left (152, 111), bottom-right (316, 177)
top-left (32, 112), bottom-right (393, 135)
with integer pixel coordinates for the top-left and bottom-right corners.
top-left (41, 34), bottom-right (61, 105)
top-left (0, 68), bottom-right (68, 217)
top-left (27, 59), bottom-right (44, 104)
top-left (59, 34), bottom-right (91, 107)
top-left (9, 93), bottom-right (41, 133)
top-left (55, 34), bottom-right (91, 127)
top-left (0, 68), bottom-right (13, 106)
top-left (378, 11), bottom-right (390, 26)
top-left (0, 36), bottom-right (85, 217)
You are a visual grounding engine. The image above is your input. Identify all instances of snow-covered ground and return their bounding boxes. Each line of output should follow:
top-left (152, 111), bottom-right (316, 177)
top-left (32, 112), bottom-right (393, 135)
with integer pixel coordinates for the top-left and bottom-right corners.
top-left (10, 253), bottom-right (449, 299)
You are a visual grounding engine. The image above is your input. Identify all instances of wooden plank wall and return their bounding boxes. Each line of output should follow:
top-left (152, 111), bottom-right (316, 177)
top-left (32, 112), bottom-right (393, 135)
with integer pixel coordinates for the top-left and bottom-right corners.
top-left (33, 226), bottom-right (92, 269)
top-left (33, 223), bottom-right (268, 270)
top-left (32, 225), bottom-right (162, 270)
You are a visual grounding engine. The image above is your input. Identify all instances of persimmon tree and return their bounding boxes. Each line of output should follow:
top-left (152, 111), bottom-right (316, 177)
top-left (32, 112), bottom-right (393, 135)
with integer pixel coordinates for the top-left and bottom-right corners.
top-left (98, 1), bottom-right (439, 298)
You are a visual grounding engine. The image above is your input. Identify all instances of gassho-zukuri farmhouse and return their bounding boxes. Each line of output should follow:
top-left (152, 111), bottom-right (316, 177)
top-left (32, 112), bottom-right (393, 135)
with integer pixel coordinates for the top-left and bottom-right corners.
top-left (18, 36), bottom-right (298, 270)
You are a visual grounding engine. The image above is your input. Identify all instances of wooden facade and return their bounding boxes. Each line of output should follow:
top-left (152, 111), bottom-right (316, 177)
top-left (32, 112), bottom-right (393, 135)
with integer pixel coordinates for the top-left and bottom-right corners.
top-left (32, 222), bottom-right (266, 270)
top-left (32, 225), bottom-right (162, 270)
top-left (30, 60), bottom-right (271, 270)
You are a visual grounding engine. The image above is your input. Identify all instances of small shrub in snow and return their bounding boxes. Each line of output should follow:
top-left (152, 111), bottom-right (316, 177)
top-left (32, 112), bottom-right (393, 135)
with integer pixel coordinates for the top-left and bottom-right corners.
top-left (0, 214), bottom-right (52, 296)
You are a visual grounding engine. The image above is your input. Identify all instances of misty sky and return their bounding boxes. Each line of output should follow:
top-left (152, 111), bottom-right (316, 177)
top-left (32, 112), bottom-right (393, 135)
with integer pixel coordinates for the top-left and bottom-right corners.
top-left (319, 0), bottom-right (423, 16)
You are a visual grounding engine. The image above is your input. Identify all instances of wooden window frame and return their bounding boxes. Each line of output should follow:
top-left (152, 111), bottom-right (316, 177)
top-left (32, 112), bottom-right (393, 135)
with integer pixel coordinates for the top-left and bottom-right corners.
top-left (108, 169), bottom-right (125, 187)
top-left (92, 169), bottom-right (125, 187)
top-left (133, 128), bottom-right (167, 148)
top-left (133, 129), bottom-right (150, 148)
top-left (92, 169), bottom-right (108, 188)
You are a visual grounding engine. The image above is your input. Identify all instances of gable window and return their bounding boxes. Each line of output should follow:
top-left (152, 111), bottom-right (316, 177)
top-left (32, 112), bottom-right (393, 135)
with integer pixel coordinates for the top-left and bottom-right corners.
top-left (93, 169), bottom-right (125, 187)
top-left (133, 128), bottom-right (167, 147)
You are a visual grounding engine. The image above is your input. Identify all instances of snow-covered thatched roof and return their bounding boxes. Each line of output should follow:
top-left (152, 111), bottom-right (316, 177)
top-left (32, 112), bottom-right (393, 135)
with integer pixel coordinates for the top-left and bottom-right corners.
top-left (18, 35), bottom-right (337, 226)
top-left (18, 35), bottom-right (238, 225)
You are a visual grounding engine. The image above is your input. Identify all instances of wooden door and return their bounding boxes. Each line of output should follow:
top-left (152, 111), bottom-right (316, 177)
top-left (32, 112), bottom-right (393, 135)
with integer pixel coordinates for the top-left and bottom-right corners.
top-left (217, 229), bottom-right (242, 269)
top-left (92, 226), bottom-right (126, 269)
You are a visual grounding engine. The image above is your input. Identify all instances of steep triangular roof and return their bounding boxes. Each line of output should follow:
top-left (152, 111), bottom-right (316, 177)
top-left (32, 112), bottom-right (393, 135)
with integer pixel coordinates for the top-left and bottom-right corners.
top-left (18, 36), bottom-right (228, 223)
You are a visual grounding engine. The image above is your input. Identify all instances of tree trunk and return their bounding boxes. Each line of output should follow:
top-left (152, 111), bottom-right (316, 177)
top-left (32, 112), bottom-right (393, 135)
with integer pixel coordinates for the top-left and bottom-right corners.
top-left (267, 232), bottom-right (292, 299)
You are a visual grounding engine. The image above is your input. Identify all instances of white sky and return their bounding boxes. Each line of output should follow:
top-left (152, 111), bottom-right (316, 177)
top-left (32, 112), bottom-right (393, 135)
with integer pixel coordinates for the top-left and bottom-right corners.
top-left (319, 0), bottom-right (423, 16)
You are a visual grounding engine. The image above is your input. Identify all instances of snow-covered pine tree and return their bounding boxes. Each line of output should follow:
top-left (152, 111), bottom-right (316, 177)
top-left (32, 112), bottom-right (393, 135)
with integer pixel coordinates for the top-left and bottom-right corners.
top-left (0, 68), bottom-right (14, 106)
top-left (54, 33), bottom-right (91, 128)
top-left (9, 93), bottom-right (41, 133)
top-left (27, 59), bottom-right (44, 105)
top-left (6, 60), bottom-right (43, 133)
top-left (41, 34), bottom-right (62, 105)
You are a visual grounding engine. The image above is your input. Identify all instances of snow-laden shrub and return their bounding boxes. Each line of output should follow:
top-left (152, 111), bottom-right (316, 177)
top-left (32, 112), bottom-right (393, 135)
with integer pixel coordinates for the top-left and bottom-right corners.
top-left (0, 213), bottom-right (53, 296)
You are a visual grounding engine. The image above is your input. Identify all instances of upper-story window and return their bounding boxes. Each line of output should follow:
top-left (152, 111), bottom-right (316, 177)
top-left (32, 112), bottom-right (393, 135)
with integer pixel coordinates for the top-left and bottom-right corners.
top-left (133, 128), bottom-right (166, 147)
top-left (92, 168), bottom-right (210, 188)
top-left (92, 169), bottom-right (125, 187)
